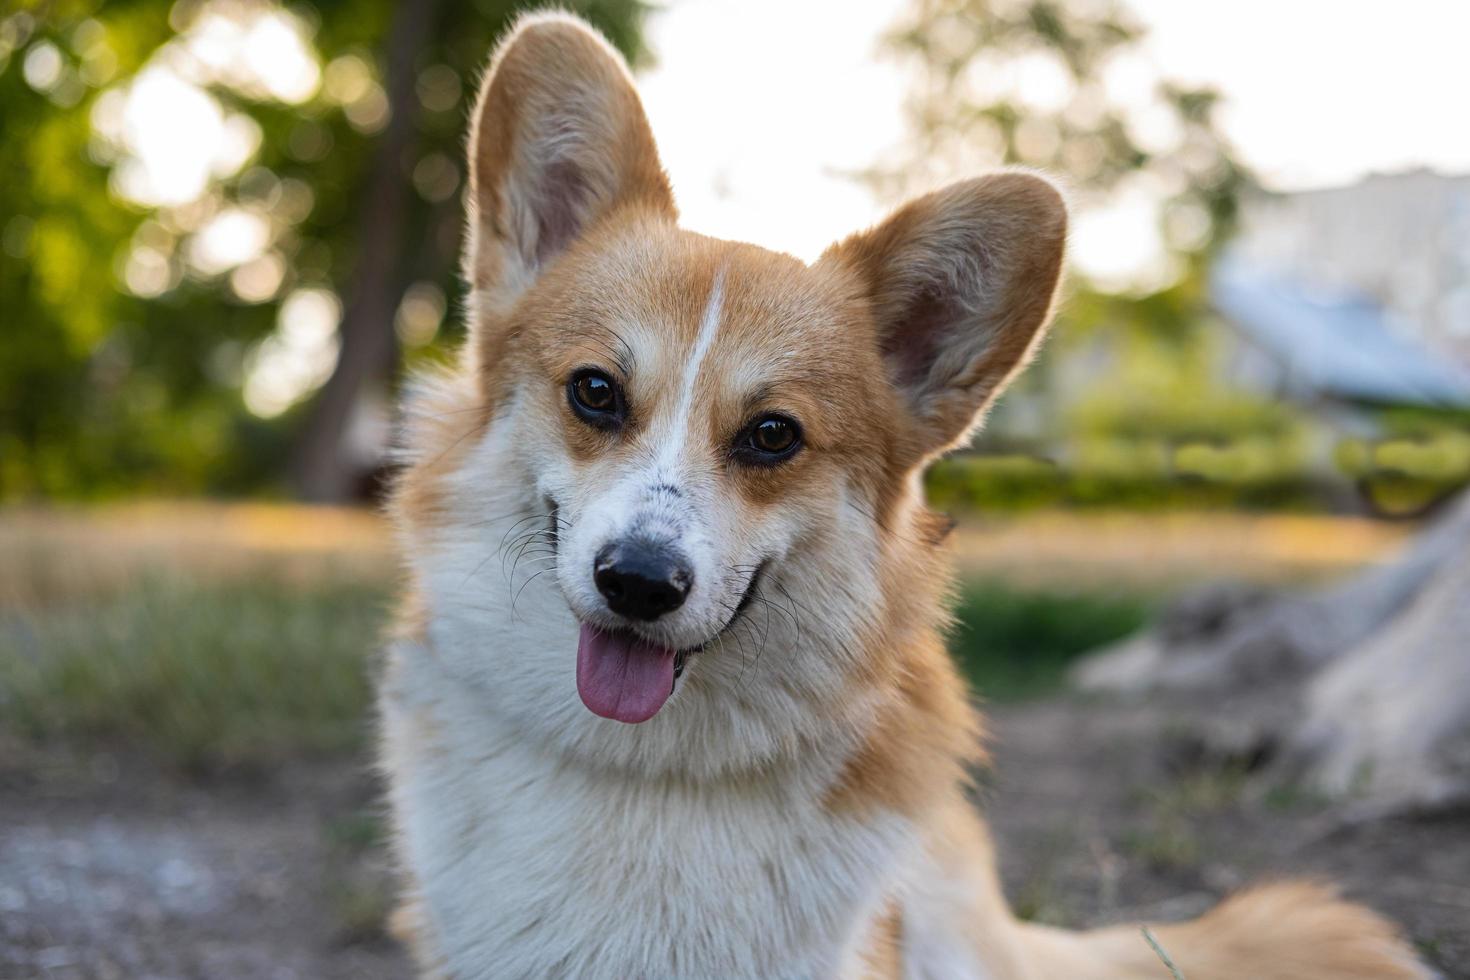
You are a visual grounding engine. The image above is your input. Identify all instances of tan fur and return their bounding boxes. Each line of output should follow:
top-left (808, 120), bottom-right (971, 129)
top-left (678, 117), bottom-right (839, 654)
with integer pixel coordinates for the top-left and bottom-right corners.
top-left (1017, 882), bottom-right (1428, 979)
top-left (822, 640), bottom-right (980, 818)
top-left (387, 894), bottom-right (451, 980)
top-left (380, 12), bottom-right (1429, 979)
top-left (857, 901), bottom-right (904, 979)
top-left (821, 173), bottom-right (1068, 465)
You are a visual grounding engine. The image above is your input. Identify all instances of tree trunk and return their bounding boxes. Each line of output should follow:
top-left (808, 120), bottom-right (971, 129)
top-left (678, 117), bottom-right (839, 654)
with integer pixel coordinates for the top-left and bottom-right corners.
top-left (1072, 491), bottom-right (1470, 817)
top-left (291, 0), bottom-right (443, 502)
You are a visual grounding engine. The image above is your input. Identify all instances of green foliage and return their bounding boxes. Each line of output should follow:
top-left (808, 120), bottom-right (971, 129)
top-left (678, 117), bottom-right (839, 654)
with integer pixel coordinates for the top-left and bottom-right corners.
top-left (1338, 408), bottom-right (1470, 513)
top-left (1, 0), bottom-right (651, 500)
top-left (928, 446), bottom-right (1320, 513)
top-left (947, 580), bottom-right (1150, 700)
top-left (1334, 426), bottom-right (1470, 516)
top-left (0, 575), bottom-right (389, 768)
top-left (929, 293), bottom-right (1321, 511)
top-left (929, 454), bottom-right (1066, 511)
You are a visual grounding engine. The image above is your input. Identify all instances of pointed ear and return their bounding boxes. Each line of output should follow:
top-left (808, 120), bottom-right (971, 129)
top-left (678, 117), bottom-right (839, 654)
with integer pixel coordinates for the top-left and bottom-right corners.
top-left (822, 172), bottom-right (1066, 461)
top-left (464, 13), bottom-right (674, 317)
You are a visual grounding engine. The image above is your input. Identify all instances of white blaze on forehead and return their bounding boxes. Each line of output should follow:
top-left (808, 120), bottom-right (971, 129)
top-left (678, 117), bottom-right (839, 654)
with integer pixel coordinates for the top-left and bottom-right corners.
top-left (677, 270), bottom-right (726, 422)
top-left (655, 269), bottom-right (725, 469)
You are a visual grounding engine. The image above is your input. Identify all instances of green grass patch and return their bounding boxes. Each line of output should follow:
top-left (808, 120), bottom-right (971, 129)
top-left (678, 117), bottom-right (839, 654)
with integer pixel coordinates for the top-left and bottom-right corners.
top-left (1122, 820), bottom-right (1202, 872)
top-left (0, 570), bottom-right (1152, 766)
top-left (0, 575), bottom-right (390, 769)
top-left (949, 581), bottom-right (1152, 701)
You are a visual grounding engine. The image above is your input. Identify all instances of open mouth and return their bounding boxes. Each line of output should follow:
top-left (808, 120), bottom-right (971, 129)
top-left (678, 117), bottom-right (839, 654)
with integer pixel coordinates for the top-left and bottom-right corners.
top-left (575, 562), bottom-right (765, 724)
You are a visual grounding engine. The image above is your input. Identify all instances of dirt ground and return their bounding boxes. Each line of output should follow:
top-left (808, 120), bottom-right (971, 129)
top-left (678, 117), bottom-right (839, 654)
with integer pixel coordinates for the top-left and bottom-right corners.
top-left (0, 742), bottom-right (410, 980)
top-left (983, 698), bottom-right (1470, 977)
top-left (3, 695), bottom-right (1464, 979)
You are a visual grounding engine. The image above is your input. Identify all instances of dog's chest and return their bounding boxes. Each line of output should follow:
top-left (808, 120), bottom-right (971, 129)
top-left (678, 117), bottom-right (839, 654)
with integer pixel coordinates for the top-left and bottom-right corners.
top-left (384, 692), bottom-right (911, 979)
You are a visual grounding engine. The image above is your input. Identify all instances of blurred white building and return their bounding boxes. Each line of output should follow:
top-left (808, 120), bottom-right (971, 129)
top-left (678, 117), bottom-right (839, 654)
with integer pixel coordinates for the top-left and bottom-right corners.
top-left (1215, 170), bottom-right (1470, 411)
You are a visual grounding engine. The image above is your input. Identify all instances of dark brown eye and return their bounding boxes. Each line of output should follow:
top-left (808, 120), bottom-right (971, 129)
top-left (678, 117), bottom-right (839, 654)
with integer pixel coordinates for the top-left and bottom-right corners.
top-left (574, 374), bottom-right (614, 410)
top-left (738, 414), bottom-right (802, 464)
top-left (752, 418), bottom-right (796, 453)
top-left (568, 369), bottom-right (623, 428)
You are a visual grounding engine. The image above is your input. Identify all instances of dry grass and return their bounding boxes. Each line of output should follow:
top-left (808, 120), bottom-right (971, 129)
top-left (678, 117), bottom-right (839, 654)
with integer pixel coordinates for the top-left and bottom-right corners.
top-left (951, 510), bottom-right (1410, 589)
top-left (0, 503), bottom-right (1411, 766)
top-left (1141, 926), bottom-right (1187, 980)
top-left (1, 575), bottom-right (390, 768)
top-left (1, 503), bottom-right (1409, 606)
top-left (0, 502), bottom-right (393, 611)
top-left (1, 504), bottom-right (395, 768)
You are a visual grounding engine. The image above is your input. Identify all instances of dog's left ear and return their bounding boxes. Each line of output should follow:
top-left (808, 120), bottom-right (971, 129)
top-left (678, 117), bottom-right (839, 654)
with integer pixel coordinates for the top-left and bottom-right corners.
top-left (822, 172), bottom-right (1066, 462)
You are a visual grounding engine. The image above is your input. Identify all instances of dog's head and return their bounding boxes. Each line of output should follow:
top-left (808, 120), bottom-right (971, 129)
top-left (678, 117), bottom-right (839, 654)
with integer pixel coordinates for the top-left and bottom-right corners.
top-left (398, 13), bottom-right (1064, 764)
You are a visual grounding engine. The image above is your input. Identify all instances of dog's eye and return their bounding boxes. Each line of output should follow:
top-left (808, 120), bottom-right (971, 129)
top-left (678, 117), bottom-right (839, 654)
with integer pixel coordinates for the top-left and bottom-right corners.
top-left (573, 373), bottom-right (615, 411)
top-left (736, 414), bottom-right (802, 465)
top-left (752, 418), bottom-right (797, 453)
top-left (568, 369), bottom-right (623, 427)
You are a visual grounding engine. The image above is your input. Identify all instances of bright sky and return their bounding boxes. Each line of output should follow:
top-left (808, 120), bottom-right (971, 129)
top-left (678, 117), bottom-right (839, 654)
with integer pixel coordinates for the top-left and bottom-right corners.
top-left (638, 0), bottom-right (1470, 263)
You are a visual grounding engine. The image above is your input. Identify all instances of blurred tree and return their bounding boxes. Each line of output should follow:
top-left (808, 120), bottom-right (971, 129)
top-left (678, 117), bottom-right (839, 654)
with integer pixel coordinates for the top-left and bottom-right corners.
top-left (876, 0), bottom-right (1308, 511)
top-left (877, 0), bottom-right (1250, 291)
top-left (0, 0), bottom-right (650, 501)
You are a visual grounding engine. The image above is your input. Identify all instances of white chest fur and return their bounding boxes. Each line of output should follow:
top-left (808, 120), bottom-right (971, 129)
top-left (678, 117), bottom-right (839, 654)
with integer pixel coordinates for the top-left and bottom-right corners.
top-left (381, 645), bottom-right (916, 980)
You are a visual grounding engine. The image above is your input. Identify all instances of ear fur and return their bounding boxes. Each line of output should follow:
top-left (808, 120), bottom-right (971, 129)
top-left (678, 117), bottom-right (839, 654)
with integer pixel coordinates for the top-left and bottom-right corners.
top-left (464, 12), bottom-right (674, 322)
top-left (822, 172), bottom-right (1067, 462)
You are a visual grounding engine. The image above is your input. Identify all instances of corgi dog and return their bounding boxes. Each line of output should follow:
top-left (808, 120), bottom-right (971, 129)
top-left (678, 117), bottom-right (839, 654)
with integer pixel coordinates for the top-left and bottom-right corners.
top-left (378, 12), bottom-right (1428, 979)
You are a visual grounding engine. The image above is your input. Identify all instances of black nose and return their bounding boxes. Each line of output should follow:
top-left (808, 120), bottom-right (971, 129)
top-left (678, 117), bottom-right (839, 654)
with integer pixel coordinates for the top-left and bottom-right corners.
top-left (593, 541), bottom-right (692, 621)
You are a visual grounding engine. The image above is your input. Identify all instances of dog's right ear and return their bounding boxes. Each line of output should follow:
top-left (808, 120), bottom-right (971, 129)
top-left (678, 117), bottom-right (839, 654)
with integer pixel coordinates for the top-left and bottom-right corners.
top-left (463, 13), bottom-right (674, 323)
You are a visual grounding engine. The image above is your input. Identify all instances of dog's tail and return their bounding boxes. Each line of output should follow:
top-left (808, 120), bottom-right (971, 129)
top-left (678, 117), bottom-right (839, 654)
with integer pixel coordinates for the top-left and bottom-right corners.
top-left (1010, 881), bottom-right (1431, 979)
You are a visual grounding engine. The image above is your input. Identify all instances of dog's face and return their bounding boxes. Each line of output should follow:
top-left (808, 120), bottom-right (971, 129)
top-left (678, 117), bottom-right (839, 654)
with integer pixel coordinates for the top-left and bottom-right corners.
top-left (397, 14), bottom-right (1064, 754)
top-left (512, 226), bottom-right (903, 722)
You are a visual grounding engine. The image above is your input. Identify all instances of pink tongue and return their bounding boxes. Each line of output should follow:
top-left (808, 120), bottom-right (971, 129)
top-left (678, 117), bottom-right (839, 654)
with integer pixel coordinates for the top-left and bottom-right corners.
top-left (575, 624), bottom-right (677, 723)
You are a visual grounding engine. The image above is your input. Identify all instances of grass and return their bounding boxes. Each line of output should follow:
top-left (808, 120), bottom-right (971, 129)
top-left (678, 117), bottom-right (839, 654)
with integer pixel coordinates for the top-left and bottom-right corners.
top-left (948, 580), bottom-right (1153, 701)
top-left (1, 500), bottom-right (1399, 764)
top-left (324, 807), bottom-right (397, 943)
top-left (0, 571), bottom-right (1151, 766)
top-left (0, 574), bottom-right (390, 769)
top-left (1122, 820), bottom-right (1201, 872)
top-left (1141, 926), bottom-right (1188, 980)
top-left (0, 499), bottom-right (1160, 766)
